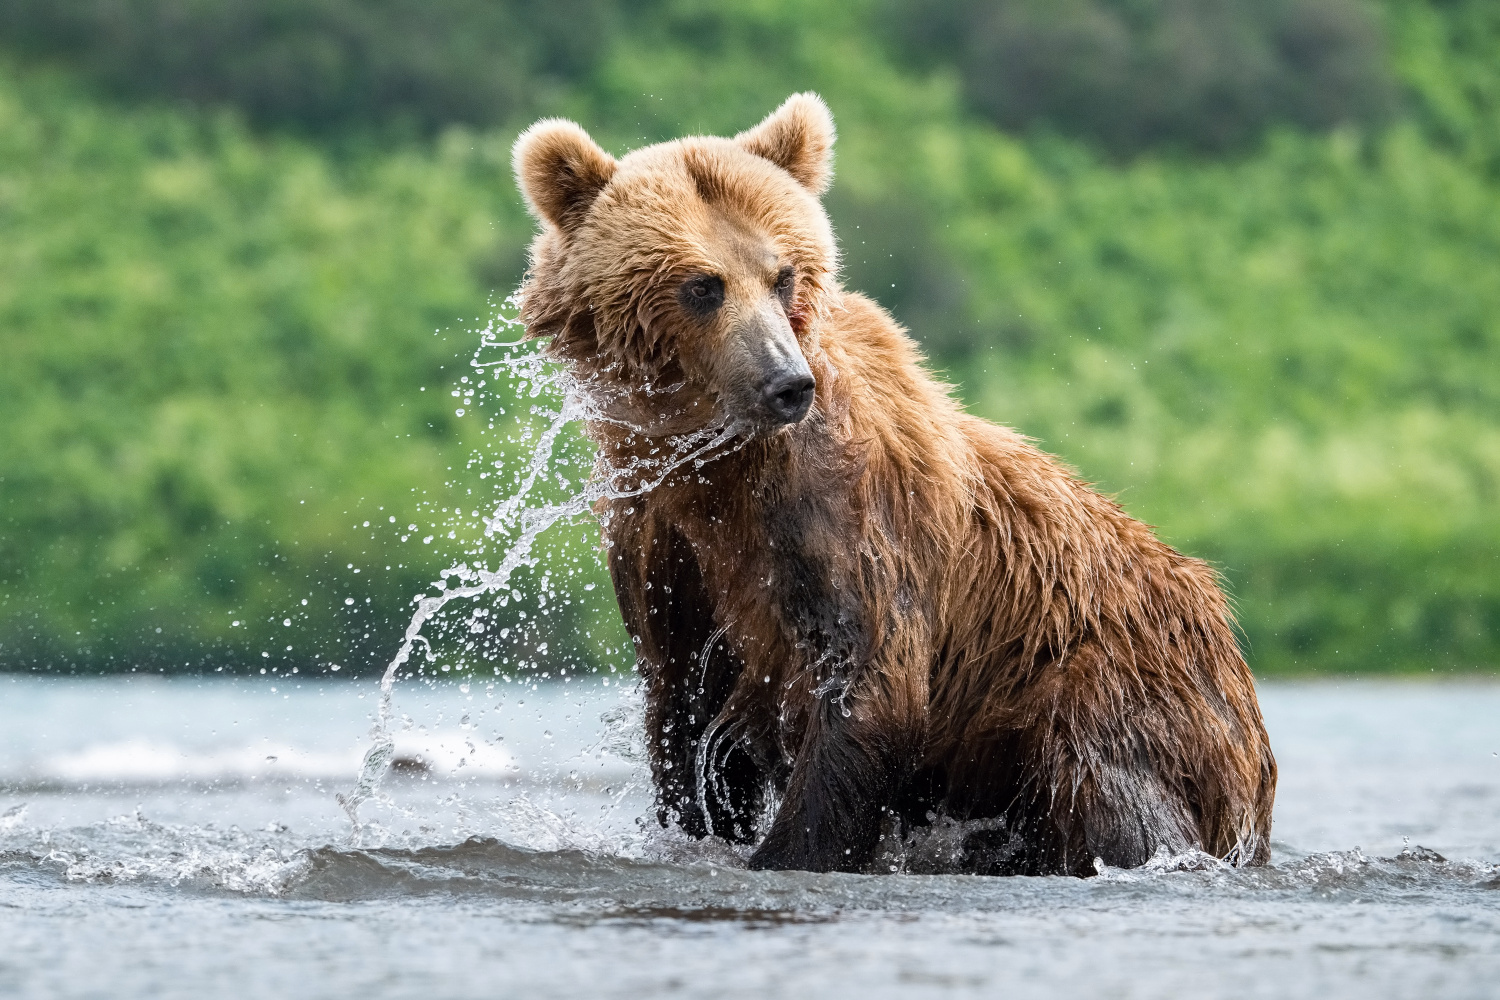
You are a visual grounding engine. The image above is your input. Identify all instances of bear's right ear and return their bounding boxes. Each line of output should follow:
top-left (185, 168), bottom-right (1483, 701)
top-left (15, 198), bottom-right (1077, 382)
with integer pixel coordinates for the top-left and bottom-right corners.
top-left (513, 119), bottom-right (618, 232)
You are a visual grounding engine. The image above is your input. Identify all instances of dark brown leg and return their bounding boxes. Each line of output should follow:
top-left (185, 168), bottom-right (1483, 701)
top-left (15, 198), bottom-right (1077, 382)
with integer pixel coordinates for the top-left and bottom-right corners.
top-left (614, 524), bottom-right (766, 841)
top-left (748, 683), bottom-right (924, 873)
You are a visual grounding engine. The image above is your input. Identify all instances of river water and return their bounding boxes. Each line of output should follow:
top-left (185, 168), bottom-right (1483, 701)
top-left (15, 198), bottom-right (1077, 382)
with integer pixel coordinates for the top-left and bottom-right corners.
top-left (1, 674), bottom-right (1496, 999)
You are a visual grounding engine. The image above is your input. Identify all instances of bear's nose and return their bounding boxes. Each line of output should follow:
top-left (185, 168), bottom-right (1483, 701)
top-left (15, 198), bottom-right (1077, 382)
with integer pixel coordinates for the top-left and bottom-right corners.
top-left (761, 373), bottom-right (816, 424)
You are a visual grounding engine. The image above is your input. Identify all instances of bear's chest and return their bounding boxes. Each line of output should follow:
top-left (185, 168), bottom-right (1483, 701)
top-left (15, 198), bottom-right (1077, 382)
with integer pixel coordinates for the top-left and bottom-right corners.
top-left (684, 484), bottom-right (867, 664)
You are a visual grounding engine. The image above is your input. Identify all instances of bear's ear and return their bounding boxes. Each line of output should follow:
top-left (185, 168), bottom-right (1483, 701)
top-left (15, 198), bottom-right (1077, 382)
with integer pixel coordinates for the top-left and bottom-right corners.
top-left (734, 93), bottom-right (836, 195)
top-left (513, 119), bottom-right (618, 232)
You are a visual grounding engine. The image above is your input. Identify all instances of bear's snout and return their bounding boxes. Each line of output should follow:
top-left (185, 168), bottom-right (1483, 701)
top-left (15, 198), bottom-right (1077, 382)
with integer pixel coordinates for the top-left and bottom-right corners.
top-left (726, 303), bottom-right (815, 427)
top-left (761, 372), bottom-right (816, 424)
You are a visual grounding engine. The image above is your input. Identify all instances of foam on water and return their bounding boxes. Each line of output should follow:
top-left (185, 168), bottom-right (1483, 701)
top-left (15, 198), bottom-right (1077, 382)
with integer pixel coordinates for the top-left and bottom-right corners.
top-left (6, 815), bottom-right (1497, 910)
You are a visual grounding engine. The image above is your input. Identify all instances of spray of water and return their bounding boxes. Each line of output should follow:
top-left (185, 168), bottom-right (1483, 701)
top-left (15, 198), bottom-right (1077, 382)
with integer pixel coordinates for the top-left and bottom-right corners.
top-left (338, 296), bottom-right (746, 835)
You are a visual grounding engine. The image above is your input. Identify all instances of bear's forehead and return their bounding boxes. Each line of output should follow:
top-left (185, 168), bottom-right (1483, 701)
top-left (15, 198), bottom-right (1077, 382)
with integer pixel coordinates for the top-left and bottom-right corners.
top-left (584, 139), bottom-right (832, 268)
top-left (605, 139), bottom-right (803, 218)
top-left (590, 208), bottom-right (787, 285)
top-left (617, 136), bottom-right (775, 181)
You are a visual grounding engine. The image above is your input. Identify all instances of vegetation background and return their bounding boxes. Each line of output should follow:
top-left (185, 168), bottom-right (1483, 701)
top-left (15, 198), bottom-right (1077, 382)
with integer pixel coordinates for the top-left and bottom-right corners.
top-left (1, 0), bottom-right (1496, 677)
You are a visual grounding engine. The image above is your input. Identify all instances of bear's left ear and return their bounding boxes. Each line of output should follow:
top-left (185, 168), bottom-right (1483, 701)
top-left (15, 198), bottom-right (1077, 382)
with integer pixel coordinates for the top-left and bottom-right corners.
top-left (734, 93), bottom-right (836, 195)
top-left (513, 118), bottom-right (618, 232)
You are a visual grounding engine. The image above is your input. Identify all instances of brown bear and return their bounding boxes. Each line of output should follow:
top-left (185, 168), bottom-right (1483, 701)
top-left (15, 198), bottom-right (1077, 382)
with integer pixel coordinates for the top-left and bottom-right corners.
top-left (512, 93), bottom-right (1276, 875)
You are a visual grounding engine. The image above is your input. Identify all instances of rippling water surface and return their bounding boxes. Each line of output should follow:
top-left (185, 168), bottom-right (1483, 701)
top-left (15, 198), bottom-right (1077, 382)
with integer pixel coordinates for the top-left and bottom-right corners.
top-left (1, 675), bottom-right (1496, 999)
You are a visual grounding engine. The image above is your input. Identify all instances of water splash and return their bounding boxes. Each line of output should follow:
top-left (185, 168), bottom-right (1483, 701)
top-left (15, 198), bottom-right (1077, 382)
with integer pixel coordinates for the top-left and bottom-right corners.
top-left (339, 296), bottom-right (746, 836)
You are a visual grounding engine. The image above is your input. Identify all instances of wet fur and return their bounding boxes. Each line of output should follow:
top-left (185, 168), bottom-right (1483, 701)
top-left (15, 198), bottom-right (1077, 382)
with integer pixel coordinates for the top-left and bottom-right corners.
top-left (515, 94), bottom-right (1276, 875)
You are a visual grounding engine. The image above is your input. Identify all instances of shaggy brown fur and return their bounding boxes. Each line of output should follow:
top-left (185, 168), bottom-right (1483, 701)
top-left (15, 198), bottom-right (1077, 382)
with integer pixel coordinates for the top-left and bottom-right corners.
top-left (513, 94), bottom-right (1276, 875)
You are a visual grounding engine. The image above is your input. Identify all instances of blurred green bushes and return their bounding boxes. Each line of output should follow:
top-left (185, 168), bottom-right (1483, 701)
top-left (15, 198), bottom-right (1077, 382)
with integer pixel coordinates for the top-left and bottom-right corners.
top-left (0, 0), bottom-right (626, 136)
top-left (881, 0), bottom-right (1395, 157)
top-left (1, 0), bottom-right (1497, 675)
top-left (0, 67), bottom-right (617, 673)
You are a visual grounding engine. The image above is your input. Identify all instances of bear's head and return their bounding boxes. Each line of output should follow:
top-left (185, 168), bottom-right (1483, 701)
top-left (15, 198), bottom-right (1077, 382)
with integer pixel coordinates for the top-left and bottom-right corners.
top-left (513, 94), bottom-right (839, 435)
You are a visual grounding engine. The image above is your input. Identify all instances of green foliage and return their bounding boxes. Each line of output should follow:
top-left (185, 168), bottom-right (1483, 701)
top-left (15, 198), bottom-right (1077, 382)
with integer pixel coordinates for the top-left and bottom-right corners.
top-left (0, 66), bottom-right (619, 673)
top-left (2, 0), bottom-right (1398, 158)
top-left (1, 0), bottom-right (1497, 675)
top-left (881, 0), bottom-right (1395, 157)
top-left (1382, 0), bottom-right (1500, 175)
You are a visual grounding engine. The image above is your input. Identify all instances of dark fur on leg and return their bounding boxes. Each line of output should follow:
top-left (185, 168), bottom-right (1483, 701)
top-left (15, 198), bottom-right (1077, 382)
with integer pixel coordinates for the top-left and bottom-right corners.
top-left (610, 522), bottom-right (766, 840)
top-left (748, 690), bottom-right (922, 873)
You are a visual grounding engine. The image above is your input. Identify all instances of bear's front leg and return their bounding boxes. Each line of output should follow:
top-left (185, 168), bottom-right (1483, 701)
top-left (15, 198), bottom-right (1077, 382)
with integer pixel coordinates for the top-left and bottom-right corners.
top-left (612, 521), bottom-right (767, 842)
top-left (748, 670), bottom-right (926, 873)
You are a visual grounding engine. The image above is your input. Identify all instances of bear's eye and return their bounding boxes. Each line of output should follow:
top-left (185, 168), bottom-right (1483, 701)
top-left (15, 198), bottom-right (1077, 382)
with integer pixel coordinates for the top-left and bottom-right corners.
top-left (677, 274), bottom-right (725, 316)
top-left (774, 267), bottom-right (796, 309)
